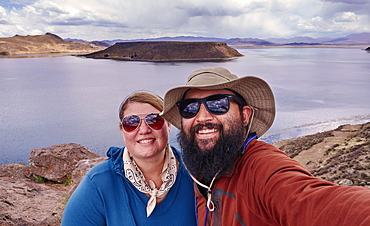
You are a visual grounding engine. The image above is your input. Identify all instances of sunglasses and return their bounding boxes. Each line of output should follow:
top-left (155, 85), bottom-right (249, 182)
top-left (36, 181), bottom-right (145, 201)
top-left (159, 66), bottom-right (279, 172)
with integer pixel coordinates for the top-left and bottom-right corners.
top-left (176, 94), bottom-right (246, 119)
top-left (121, 113), bottom-right (165, 132)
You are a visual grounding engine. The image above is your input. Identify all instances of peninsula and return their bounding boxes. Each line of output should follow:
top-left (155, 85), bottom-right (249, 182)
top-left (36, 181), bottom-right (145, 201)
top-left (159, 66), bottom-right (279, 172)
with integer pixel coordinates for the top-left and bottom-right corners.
top-left (82, 41), bottom-right (243, 61)
top-left (0, 33), bottom-right (107, 57)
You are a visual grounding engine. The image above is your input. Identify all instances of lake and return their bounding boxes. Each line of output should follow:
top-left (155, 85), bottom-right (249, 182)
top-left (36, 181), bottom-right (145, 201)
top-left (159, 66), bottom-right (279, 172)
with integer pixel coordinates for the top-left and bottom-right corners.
top-left (1, 47), bottom-right (369, 165)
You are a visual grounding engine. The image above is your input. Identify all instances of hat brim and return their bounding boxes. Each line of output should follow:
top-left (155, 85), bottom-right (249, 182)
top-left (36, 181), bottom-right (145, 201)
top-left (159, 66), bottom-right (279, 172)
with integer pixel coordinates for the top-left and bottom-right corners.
top-left (161, 76), bottom-right (275, 137)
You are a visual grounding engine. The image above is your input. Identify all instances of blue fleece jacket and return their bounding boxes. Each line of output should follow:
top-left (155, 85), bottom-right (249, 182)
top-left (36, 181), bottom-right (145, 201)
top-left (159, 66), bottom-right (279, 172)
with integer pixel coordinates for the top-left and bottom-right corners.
top-left (62, 146), bottom-right (197, 226)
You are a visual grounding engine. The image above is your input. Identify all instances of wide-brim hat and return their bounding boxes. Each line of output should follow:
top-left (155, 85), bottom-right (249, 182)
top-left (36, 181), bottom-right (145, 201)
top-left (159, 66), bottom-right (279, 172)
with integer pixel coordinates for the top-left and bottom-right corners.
top-left (161, 67), bottom-right (275, 137)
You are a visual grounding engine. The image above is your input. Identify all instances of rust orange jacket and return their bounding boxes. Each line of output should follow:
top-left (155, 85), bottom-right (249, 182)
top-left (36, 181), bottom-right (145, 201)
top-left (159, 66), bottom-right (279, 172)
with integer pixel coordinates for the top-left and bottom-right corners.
top-left (195, 139), bottom-right (370, 226)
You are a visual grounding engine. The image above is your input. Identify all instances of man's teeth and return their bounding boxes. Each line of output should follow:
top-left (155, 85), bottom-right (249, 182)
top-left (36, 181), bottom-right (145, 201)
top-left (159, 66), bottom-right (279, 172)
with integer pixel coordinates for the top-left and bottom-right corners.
top-left (138, 139), bottom-right (155, 144)
top-left (198, 129), bottom-right (218, 134)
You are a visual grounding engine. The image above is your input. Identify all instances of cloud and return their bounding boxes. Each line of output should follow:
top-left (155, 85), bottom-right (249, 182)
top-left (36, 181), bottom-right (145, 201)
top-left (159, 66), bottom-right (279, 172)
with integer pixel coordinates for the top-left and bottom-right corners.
top-left (0, 0), bottom-right (369, 40)
top-left (177, 1), bottom-right (246, 17)
top-left (334, 11), bottom-right (358, 22)
top-left (321, 0), bottom-right (369, 4)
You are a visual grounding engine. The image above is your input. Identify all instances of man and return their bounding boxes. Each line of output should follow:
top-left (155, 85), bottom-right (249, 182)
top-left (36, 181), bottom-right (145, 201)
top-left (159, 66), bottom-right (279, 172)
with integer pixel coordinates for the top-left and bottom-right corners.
top-left (161, 67), bottom-right (370, 226)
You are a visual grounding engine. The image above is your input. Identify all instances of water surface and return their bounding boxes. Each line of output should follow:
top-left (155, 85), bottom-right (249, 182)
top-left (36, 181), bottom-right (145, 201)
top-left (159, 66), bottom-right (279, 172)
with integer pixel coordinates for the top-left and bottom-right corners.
top-left (1, 47), bottom-right (369, 164)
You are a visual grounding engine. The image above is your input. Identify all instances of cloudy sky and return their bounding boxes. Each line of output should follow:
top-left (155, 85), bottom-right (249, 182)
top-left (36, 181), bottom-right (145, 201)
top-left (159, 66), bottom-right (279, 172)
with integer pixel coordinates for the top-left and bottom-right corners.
top-left (0, 0), bottom-right (369, 41)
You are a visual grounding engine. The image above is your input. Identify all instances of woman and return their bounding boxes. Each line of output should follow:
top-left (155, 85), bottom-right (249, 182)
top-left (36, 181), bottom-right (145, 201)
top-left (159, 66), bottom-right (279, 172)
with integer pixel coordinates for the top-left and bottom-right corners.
top-left (62, 91), bottom-right (197, 225)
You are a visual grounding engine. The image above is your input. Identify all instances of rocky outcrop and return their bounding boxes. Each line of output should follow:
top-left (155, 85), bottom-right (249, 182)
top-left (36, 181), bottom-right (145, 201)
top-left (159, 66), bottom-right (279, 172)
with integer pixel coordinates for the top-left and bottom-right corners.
top-left (0, 33), bottom-right (107, 56)
top-left (83, 41), bottom-right (243, 61)
top-left (0, 143), bottom-right (106, 225)
top-left (29, 143), bottom-right (100, 183)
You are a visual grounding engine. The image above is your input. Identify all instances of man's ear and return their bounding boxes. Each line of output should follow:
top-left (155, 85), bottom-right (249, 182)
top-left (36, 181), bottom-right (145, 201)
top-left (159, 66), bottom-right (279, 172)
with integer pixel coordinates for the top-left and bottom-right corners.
top-left (242, 105), bottom-right (253, 127)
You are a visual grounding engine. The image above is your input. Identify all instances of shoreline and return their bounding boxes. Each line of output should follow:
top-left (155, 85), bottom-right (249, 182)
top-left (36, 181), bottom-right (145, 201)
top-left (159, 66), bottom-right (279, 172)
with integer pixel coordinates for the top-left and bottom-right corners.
top-left (231, 44), bottom-right (370, 49)
top-left (261, 115), bottom-right (370, 144)
top-left (0, 44), bottom-right (368, 59)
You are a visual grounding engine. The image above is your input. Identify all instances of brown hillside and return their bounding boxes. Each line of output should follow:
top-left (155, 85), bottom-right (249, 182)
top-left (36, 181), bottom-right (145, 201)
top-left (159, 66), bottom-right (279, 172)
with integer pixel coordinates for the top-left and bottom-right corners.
top-left (83, 41), bottom-right (243, 61)
top-left (0, 33), bottom-right (107, 56)
top-left (274, 122), bottom-right (370, 188)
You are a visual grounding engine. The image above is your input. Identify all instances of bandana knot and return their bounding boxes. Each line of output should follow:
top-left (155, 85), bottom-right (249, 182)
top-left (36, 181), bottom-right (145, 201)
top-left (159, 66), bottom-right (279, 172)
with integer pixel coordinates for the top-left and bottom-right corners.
top-left (123, 145), bottom-right (177, 217)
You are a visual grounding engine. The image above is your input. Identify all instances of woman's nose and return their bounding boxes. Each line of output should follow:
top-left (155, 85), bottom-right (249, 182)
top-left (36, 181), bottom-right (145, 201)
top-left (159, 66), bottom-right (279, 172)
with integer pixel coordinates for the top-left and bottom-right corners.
top-left (138, 119), bottom-right (151, 133)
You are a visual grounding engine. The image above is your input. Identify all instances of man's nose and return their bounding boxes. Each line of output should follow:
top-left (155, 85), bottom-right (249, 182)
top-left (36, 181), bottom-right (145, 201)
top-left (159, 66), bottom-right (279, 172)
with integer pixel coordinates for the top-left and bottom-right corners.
top-left (195, 103), bottom-right (213, 122)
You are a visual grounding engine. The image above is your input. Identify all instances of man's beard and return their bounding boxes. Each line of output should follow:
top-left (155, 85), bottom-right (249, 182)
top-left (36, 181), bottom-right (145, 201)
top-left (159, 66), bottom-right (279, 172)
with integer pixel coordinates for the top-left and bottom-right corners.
top-left (177, 120), bottom-right (246, 185)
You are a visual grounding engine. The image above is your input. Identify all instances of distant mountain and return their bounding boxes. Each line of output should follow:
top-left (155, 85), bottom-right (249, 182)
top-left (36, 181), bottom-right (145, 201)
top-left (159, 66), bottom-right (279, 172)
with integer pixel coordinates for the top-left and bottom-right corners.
top-left (64, 38), bottom-right (86, 42)
top-left (101, 36), bottom-right (277, 47)
top-left (324, 33), bottom-right (370, 45)
top-left (266, 33), bottom-right (370, 45)
top-left (97, 33), bottom-right (370, 47)
top-left (101, 36), bottom-right (228, 46)
top-left (227, 38), bottom-right (277, 46)
top-left (266, 36), bottom-right (332, 44)
top-left (65, 38), bottom-right (111, 47)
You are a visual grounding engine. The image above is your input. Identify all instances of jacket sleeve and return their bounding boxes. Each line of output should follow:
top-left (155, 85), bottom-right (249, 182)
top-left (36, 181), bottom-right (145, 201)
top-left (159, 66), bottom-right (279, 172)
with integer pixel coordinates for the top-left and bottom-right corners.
top-left (244, 141), bottom-right (370, 226)
top-left (62, 173), bottom-right (105, 226)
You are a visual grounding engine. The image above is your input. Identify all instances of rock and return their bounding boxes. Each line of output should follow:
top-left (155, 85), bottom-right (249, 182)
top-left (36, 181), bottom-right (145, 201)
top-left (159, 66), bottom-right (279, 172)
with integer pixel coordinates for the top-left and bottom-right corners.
top-left (338, 179), bottom-right (354, 186)
top-left (346, 169), bottom-right (356, 174)
top-left (29, 143), bottom-right (100, 183)
top-left (0, 177), bottom-right (66, 225)
top-left (0, 143), bottom-right (104, 225)
top-left (72, 157), bottom-right (107, 184)
top-left (0, 163), bottom-right (32, 179)
top-left (69, 157), bottom-right (107, 195)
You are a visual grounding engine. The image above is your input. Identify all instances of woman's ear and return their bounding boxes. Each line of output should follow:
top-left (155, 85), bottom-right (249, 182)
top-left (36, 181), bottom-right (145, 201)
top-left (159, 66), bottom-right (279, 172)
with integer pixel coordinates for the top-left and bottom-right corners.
top-left (242, 105), bottom-right (253, 127)
top-left (118, 123), bottom-right (125, 135)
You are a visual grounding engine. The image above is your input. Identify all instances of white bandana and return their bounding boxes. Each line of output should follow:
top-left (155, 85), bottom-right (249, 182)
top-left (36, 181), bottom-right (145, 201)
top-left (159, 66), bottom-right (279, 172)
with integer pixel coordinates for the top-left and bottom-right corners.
top-left (123, 145), bottom-right (177, 217)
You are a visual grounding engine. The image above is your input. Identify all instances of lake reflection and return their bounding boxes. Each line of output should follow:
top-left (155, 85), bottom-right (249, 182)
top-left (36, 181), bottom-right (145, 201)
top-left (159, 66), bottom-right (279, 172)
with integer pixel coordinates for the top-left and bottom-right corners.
top-left (1, 47), bottom-right (369, 164)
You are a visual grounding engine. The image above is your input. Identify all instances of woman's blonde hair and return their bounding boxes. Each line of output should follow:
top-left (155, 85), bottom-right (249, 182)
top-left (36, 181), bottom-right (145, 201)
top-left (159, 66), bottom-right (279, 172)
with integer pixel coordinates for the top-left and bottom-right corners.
top-left (119, 90), bottom-right (164, 122)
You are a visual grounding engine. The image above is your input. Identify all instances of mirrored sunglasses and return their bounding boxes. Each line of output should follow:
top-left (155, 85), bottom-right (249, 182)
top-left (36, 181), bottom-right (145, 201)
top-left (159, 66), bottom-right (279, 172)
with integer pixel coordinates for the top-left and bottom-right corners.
top-left (121, 113), bottom-right (165, 132)
top-left (176, 94), bottom-right (245, 119)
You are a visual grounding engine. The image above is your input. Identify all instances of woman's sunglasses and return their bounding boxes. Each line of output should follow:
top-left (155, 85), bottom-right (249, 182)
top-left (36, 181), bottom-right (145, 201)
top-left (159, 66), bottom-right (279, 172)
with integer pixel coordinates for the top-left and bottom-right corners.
top-left (121, 113), bottom-right (165, 132)
top-left (176, 94), bottom-right (246, 119)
